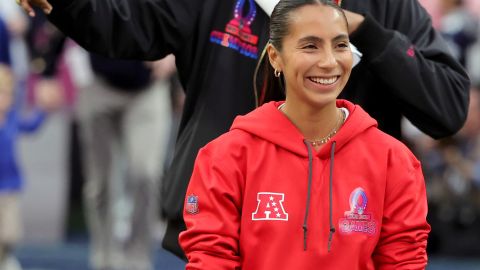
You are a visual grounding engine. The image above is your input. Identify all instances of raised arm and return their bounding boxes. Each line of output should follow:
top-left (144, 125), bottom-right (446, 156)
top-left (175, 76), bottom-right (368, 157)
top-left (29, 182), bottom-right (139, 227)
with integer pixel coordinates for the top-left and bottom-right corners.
top-left (16, 0), bottom-right (52, 17)
top-left (17, 0), bottom-right (201, 60)
top-left (347, 0), bottom-right (470, 139)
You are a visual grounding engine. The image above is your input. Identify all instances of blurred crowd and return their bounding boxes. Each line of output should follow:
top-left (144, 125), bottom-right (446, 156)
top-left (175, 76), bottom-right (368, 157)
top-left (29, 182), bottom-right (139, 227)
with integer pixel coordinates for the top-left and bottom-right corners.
top-left (0, 0), bottom-right (479, 269)
top-left (0, 1), bottom-right (184, 269)
top-left (410, 0), bottom-right (480, 256)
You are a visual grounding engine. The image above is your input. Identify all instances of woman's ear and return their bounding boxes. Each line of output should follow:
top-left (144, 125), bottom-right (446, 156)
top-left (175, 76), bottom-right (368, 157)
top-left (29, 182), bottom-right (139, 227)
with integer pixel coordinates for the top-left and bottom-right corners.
top-left (267, 43), bottom-right (282, 72)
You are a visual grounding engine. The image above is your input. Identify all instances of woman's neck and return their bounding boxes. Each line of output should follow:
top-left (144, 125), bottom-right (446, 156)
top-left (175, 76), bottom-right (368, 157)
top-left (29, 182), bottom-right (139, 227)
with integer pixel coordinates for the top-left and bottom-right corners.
top-left (279, 101), bottom-right (343, 147)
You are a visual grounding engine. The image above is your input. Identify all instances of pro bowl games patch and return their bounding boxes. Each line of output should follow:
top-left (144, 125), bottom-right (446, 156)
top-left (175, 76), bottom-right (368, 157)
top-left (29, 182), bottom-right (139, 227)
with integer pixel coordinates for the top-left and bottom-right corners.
top-left (338, 187), bottom-right (377, 235)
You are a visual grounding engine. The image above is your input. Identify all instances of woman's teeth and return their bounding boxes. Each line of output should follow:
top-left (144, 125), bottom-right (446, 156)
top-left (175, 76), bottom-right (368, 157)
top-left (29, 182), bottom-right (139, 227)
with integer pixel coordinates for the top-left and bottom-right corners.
top-left (309, 76), bottom-right (338, 85)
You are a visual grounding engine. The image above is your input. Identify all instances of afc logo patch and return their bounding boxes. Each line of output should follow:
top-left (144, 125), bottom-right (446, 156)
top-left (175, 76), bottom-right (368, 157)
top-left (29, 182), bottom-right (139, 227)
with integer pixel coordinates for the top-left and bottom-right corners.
top-left (252, 192), bottom-right (288, 221)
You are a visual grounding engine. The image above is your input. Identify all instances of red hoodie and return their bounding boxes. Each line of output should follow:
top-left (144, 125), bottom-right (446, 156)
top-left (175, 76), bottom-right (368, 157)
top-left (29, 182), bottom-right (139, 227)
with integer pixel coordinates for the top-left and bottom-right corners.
top-left (179, 100), bottom-right (430, 270)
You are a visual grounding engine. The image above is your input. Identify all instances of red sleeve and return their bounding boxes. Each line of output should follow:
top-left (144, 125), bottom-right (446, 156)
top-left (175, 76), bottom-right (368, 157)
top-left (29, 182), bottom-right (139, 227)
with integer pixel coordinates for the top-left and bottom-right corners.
top-left (373, 147), bottom-right (431, 269)
top-left (179, 146), bottom-right (243, 270)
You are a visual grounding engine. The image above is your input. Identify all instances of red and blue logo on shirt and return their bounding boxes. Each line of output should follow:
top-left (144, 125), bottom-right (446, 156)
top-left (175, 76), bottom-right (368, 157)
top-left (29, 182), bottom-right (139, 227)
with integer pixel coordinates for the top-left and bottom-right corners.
top-left (185, 194), bottom-right (199, 215)
top-left (338, 187), bottom-right (377, 235)
top-left (210, 0), bottom-right (259, 59)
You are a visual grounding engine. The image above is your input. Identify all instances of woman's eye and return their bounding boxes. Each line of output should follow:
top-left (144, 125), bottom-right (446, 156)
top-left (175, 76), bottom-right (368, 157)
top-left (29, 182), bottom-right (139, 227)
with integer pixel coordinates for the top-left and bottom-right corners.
top-left (302, 44), bottom-right (317, 49)
top-left (337, 42), bottom-right (350, 49)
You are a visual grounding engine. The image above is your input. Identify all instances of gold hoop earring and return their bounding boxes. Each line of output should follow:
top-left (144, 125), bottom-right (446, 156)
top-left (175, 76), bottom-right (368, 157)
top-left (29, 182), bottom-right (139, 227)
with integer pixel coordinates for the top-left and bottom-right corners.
top-left (274, 69), bottom-right (281, 78)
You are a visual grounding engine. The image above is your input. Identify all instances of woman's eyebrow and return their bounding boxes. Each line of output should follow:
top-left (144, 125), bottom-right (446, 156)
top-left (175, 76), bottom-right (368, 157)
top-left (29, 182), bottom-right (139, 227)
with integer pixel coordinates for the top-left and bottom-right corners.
top-left (298, 34), bottom-right (349, 44)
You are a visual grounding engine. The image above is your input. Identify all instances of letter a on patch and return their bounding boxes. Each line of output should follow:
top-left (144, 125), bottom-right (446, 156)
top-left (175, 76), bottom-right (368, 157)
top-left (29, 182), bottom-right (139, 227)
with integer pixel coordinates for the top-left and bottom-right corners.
top-left (252, 192), bottom-right (288, 221)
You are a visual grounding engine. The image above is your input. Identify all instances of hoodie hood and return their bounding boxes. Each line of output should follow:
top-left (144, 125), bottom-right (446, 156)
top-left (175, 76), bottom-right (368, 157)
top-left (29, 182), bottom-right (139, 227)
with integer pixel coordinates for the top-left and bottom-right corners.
top-left (231, 99), bottom-right (378, 157)
top-left (231, 99), bottom-right (379, 251)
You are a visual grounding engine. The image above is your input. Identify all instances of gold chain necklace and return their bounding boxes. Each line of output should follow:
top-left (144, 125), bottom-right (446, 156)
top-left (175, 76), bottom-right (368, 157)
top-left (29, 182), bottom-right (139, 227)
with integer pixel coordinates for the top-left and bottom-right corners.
top-left (307, 108), bottom-right (346, 147)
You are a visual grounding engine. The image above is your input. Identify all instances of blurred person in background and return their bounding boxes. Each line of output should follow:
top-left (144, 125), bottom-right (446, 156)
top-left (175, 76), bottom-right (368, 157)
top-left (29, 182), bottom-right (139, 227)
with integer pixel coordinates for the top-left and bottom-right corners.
top-left (34, 30), bottom-right (177, 270)
top-left (74, 52), bottom-right (175, 270)
top-left (438, 0), bottom-right (478, 67)
top-left (0, 17), bottom-right (21, 270)
top-left (15, 0), bottom-right (470, 258)
top-left (7, 6), bottom-right (178, 268)
top-left (0, 16), bottom-right (60, 270)
top-left (0, 64), bottom-right (22, 270)
top-left (0, 0), bottom-right (32, 112)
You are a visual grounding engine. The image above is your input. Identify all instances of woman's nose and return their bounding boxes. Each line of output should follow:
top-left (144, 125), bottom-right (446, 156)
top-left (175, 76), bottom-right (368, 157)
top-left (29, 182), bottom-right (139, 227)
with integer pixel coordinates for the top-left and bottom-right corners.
top-left (317, 49), bottom-right (337, 69)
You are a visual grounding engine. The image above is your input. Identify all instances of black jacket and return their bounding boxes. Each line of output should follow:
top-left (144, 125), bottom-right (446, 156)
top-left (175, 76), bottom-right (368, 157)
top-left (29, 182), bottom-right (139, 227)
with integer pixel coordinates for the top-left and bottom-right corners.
top-left (47, 0), bottom-right (470, 258)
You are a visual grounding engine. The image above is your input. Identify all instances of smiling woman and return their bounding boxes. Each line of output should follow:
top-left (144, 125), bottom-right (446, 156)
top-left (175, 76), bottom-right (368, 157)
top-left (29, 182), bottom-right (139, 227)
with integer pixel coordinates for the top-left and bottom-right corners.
top-left (179, 1), bottom-right (430, 269)
top-left (265, 2), bottom-right (352, 145)
top-left (10, 0), bottom-right (472, 262)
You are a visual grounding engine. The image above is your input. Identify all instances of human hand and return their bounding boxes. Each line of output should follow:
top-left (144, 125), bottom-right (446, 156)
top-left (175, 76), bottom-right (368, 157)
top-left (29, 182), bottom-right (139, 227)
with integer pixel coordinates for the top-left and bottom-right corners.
top-left (149, 54), bottom-right (177, 80)
top-left (342, 9), bottom-right (365, 35)
top-left (6, 16), bottom-right (29, 38)
top-left (15, 0), bottom-right (52, 17)
top-left (35, 78), bottom-right (64, 112)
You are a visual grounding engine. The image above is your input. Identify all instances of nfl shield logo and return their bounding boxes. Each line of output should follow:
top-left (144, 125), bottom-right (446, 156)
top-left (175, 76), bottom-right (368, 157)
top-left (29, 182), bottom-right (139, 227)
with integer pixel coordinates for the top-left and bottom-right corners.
top-left (185, 194), bottom-right (199, 215)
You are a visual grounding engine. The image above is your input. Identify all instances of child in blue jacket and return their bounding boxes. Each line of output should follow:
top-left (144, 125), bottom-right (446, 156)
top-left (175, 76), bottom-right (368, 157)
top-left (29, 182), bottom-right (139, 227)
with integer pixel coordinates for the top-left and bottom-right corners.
top-left (0, 16), bottom-right (49, 270)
